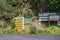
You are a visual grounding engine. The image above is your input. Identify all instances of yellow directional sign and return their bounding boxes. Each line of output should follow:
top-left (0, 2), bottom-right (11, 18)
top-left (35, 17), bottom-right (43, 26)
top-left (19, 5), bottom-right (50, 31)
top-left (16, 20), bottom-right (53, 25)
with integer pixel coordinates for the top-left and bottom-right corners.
top-left (14, 17), bottom-right (24, 31)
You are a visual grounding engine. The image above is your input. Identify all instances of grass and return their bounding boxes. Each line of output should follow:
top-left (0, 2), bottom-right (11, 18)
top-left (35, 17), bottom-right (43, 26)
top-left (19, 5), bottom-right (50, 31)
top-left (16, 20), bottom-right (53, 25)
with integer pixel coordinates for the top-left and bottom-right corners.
top-left (0, 25), bottom-right (60, 34)
top-left (0, 20), bottom-right (60, 34)
top-left (37, 26), bottom-right (60, 34)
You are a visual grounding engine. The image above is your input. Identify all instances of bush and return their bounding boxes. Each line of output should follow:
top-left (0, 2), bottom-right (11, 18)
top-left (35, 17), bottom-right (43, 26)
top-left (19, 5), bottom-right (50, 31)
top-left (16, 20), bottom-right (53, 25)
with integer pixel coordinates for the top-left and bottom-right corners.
top-left (29, 27), bottom-right (37, 34)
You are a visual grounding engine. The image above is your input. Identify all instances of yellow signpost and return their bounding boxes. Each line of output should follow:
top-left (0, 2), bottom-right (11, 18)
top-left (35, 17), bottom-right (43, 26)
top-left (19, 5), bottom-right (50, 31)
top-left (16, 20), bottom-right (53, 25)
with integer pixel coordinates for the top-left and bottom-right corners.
top-left (14, 17), bottom-right (24, 31)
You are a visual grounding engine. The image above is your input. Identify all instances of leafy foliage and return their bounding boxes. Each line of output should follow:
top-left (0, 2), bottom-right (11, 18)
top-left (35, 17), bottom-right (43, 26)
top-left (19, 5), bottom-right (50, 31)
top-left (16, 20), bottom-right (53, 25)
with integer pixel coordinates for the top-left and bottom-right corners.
top-left (0, 0), bottom-right (60, 33)
top-left (0, 0), bottom-right (60, 21)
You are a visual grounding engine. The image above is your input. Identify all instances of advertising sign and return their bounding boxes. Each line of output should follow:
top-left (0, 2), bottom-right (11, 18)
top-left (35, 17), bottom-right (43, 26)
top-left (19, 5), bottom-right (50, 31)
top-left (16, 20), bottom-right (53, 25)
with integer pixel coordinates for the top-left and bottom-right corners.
top-left (39, 13), bottom-right (48, 21)
top-left (49, 15), bottom-right (59, 21)
top-left (39, 16), bottom-right (48, 21)
top-left (14, 17), bottom-right (24, 31)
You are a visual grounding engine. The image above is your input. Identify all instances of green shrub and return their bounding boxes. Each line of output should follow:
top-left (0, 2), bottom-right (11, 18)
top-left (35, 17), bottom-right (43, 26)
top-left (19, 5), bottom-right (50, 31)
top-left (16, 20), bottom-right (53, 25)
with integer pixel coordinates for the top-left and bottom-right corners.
top-left (38, 29), bottom-right (44, 33)
top-left (29, 27), bottom-right (37, 34)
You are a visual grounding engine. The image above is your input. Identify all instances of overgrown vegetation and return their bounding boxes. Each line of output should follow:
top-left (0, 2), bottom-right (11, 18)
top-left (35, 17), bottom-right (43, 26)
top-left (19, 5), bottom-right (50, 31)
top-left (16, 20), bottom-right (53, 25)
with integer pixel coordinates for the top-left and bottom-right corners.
top-left (0, 0), bottom-right (60, 21)
top-left (0, 0), bottom-right (60, 34)
top-left (0, 25), bottom-right (60, 34)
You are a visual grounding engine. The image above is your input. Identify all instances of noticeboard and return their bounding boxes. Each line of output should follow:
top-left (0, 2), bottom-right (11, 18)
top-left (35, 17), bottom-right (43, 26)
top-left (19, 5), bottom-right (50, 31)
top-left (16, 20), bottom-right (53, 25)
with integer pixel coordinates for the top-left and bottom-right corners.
top-left (39, 13), bottom-right (48, 21)
top-left (14, 17), bottom-right (24, 31)
top-left (39, 16), bottom-right (48, 21)
top-left (49, 15), bottom-right (59, 21)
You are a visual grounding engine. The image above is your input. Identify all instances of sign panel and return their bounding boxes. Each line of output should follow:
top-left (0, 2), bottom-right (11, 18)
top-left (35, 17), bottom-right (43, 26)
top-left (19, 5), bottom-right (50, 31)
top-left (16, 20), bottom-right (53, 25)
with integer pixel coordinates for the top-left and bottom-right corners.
top-left (57, 21), bottom-right (60, 26)
top-left (39, 13), bottom-right (48, 21)
top-left (39, 13), bottom-right (48, 16)
top-left (48, 13), bottom-right (56, 15)
top-left (24, 18), bottom-right (33, 25)
top-left (49, 15), bottom-right (59, 21)
top-left (39, 16), bottom-right (48, 21)
top-left (39, 13), bottom-right (56, 16)
top-left (14, 17), bottom-right (24, 31)
top-left (24, 18), bottom-right (33, 21)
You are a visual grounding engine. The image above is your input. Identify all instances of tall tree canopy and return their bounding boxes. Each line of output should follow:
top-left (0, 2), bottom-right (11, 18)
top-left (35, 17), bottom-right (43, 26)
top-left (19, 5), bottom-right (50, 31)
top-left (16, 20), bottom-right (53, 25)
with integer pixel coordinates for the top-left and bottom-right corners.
top-left (0, 0), bottom-right (60, 20)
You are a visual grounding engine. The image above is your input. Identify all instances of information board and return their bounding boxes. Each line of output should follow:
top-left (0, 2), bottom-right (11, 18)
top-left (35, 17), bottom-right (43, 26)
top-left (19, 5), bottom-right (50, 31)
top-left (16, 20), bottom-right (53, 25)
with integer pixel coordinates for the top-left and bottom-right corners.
top-left (39, 13), bottom-right (48, 21)
top-left (49, 15), bottom-right (59, 21)
top-left (14, 17), bottom-right (24, 31)
top-left (39, 16), bottom-right (48, 21)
